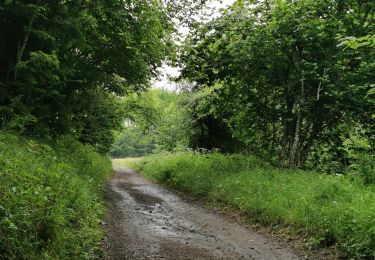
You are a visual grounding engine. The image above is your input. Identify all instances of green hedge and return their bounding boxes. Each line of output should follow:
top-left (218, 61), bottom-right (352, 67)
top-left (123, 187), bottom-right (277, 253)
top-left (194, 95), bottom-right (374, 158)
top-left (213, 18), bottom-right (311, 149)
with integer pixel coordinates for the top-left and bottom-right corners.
top-left (0, 133), bottom-right (111, 259)
top-left (138, 152), bottom-right (375, 258)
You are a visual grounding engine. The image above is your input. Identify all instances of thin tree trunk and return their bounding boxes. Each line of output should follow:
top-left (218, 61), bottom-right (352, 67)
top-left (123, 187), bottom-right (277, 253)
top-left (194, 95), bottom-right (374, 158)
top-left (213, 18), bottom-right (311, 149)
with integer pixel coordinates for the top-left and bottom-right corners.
top-left (289, 111), bottom-right (302, 166)
top-left (13, 16), bottom-right (34, 80)
top-left (280, 127), bottom-right (289, 164)
top-left (289, 49), bottom-right (305, 167)
top-left (270, 117), bottom-right (276, 155)
top-left (280, 90), bottom-right (295, 165)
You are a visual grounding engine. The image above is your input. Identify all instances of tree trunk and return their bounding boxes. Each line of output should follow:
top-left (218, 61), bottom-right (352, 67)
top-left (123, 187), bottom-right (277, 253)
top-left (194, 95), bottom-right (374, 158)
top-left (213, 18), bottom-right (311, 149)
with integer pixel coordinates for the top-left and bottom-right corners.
top-left (289, 51), bottom-right (306, 167)
top-left (289, 111), bottom-right (302, 166)
top-left (280, 90), bottom-right (295, 165)
top-left (13, 15), bottom-right (34, 80)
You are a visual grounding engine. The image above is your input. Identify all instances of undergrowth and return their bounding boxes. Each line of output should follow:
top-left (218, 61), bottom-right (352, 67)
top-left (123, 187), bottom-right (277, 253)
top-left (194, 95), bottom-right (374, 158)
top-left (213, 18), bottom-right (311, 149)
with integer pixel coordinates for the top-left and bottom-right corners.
top-left (0, 133), bottom-right (111, 259)
top-left (136, 152), bottom-right (375, 259)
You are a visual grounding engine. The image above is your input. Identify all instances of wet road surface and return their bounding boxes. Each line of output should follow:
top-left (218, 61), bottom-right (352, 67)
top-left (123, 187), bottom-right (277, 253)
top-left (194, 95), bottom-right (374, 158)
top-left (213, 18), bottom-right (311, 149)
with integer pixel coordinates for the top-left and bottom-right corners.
top-left (103, 164), bottom-right (301, 260)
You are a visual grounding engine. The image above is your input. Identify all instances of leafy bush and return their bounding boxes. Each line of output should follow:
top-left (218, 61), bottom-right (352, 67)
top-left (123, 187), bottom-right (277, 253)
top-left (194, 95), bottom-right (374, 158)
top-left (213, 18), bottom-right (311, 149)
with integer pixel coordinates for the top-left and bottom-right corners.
top-left (0, 133), bottom-right (111, 259)
top-left (343, 132), bottom-right (375, 185)
top-left (137, 152), bottom-right (375, 258)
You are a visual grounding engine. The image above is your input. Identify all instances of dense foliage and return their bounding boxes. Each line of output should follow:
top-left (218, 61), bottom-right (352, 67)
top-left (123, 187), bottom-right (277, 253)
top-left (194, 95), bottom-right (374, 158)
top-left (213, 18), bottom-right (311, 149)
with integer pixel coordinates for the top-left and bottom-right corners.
top-left (127, 153), bottom-right (375, 258)
top-left (110, 88), bottom-right (247, 157)
top-left (109, 89), bottom-right (192, 157)
top-left (180, 0), bottom-right (375, 170)
top-left (0, 133), bottom-right (111, 259)
top-left (0, 0), bottom-right (172, 152)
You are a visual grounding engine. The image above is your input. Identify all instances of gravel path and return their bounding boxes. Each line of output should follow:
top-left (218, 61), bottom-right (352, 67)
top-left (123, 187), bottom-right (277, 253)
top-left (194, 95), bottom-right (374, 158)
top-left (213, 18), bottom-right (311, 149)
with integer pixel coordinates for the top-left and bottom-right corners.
top-left (102, 164), bottom-right (301, 260)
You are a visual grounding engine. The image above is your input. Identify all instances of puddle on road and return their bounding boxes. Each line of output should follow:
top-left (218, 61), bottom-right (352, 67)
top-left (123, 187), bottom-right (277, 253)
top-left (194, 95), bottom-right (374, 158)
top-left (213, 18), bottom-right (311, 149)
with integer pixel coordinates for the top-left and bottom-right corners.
top-left (117, 182), bottom-right (164, 206)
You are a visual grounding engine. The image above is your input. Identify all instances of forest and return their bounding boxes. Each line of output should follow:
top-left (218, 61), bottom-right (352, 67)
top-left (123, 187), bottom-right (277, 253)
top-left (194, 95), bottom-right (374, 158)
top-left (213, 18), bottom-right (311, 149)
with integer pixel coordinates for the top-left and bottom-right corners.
top-left (0, 0), bottom-right (374, 259)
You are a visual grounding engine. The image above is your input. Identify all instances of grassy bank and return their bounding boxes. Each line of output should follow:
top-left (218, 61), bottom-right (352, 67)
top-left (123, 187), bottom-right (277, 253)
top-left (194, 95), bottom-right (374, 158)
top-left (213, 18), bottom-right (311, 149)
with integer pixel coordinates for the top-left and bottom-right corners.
top-left (0, 133), bottom-right (111, 259)
top-left (129, 152), bottom-right (375, 258)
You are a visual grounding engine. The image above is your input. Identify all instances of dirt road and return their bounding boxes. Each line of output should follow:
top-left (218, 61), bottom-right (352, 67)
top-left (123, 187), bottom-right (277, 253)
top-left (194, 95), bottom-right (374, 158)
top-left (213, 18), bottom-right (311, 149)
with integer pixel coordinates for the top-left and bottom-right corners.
top-left (103, 164), bottom-right (301, 260)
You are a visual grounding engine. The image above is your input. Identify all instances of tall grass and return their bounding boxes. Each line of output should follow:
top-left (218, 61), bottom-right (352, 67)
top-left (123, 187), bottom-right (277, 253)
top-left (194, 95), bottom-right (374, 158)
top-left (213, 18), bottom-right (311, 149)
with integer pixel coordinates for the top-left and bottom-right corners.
top-left (112, 157), bottom-right (143, 169)
top-left (0, 133), bottom-right (111, 259)
top-left (137, 152), bottom-right (375, 258)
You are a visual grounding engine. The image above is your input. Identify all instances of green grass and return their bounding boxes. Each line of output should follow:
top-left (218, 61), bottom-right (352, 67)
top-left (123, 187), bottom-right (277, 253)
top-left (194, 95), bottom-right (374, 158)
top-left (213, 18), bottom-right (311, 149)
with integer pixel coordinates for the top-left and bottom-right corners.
top-left (112, 157), bottom-right (143, 169)
top-left (135, 152), bottom-right (375, 258)
top-left (0, 133), bottom-right (111, 259)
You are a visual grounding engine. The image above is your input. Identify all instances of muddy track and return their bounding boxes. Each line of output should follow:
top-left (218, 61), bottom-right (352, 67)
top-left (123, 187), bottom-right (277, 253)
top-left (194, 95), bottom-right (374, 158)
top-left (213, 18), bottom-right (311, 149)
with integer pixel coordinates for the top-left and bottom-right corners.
top-left (102, 165), bottom-right (302, 260)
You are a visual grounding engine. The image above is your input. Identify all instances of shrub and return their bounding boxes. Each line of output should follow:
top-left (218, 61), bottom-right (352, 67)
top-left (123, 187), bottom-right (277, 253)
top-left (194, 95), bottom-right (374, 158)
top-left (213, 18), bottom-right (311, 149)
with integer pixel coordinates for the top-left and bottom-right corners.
top-left (0, 133), bottom-right (111, 259)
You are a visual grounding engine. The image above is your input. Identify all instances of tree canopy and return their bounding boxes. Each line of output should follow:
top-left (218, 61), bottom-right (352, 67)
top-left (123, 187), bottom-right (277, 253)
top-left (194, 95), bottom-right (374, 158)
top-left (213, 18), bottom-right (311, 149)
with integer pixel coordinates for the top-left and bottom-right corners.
top-left (180, 0), bottom-right (375, 169)
top-left (0, 0), bottom-right (173, 152)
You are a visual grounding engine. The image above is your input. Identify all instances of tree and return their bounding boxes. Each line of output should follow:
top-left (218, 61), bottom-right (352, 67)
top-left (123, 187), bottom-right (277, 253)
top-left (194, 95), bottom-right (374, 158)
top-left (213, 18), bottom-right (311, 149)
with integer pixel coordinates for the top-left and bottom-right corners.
top-left (0, 0), bottom-right (173, 152)
top-left (181, 0), bottom-right (375, 168)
